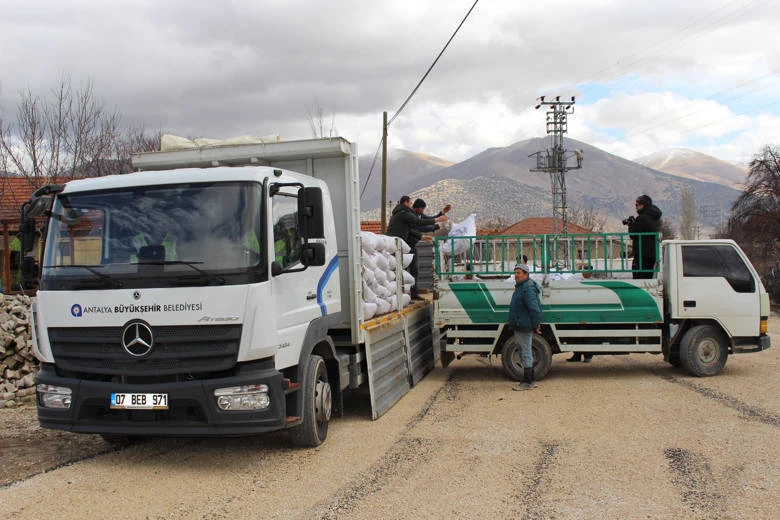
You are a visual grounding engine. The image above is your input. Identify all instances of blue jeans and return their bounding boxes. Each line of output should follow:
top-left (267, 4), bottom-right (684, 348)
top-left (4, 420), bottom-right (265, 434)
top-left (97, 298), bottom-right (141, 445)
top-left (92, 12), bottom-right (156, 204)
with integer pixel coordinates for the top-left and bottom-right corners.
top-left (513, 329), bottom-right (534, 368)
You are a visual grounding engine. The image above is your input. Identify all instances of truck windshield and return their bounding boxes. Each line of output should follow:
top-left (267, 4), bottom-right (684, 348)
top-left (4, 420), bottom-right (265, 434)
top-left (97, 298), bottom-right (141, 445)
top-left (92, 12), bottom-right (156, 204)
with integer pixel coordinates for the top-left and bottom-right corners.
top-left (40, 181), bottom-right (264, 290)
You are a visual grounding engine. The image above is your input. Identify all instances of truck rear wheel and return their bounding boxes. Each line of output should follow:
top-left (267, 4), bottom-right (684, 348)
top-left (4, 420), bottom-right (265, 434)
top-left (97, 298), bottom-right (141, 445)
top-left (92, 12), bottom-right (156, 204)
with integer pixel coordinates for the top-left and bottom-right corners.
top-left (289, 355), bottom-right (332, 447)
top-left (679, 325), bottom-right (728, 377)
top-left (501, 333), bottom-right (552, 381)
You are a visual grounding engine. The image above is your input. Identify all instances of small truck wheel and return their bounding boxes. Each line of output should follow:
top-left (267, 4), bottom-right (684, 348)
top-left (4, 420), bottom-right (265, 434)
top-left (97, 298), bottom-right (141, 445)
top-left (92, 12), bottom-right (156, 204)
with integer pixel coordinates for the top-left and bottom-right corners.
top-left (679, 325), bottom-right (728, 377)
top-left (501, 333), bottom-right (553, 381)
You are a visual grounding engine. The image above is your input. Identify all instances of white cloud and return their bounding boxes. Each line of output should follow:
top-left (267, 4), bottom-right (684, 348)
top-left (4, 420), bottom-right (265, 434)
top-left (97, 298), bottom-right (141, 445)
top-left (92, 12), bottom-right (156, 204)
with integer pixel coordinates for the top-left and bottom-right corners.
top-left (1, 0), bottom-right (778, 166)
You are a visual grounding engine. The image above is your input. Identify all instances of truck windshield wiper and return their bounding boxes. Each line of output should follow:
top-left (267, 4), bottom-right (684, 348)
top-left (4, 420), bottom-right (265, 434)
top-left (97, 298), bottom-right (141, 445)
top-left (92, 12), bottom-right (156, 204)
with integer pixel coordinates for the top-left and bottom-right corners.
top-left (44, 264), bottom-right (124, 288)
top-left (137, 260), bottom-right (226, 285)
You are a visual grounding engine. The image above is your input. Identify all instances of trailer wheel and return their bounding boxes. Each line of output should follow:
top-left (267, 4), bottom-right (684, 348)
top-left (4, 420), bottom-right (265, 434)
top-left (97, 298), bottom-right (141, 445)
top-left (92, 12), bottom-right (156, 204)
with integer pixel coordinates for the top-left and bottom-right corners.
top-left (289, 355), bottom-right (332, 447)
top-left (679, 325), bottom-right (728, 377)
top-left (501, 333), bottom-right (553, 381)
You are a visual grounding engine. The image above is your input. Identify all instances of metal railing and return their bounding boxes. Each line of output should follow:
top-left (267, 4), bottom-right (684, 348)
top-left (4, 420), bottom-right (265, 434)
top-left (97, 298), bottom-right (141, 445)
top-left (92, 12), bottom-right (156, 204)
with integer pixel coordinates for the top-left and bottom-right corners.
top-left (433, 232), bottom-right (660, 277)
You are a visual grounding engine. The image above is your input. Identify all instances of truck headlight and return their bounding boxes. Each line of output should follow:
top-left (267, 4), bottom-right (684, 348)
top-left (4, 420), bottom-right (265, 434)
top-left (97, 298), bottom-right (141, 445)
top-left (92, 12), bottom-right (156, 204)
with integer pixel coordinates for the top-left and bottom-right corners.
top-left (38, 384), bottom-right (72, 409)
top-left (213, 384), bottom-right (270, 411)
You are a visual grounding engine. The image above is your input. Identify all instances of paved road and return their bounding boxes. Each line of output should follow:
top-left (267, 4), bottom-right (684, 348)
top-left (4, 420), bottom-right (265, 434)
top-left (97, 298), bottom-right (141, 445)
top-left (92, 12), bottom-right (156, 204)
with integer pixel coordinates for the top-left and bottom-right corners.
top-left (1, 317), bottom-right (777, 519)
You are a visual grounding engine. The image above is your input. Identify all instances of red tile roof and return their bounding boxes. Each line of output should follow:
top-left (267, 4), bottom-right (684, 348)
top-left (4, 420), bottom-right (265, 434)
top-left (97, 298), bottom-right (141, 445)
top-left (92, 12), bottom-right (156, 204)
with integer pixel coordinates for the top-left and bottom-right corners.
top-left (499, 217), bottom-right (592, 235)
top-left (0, 176), bottom-right (38, 223)
top-left (360, 221), bottom-right (383, 234)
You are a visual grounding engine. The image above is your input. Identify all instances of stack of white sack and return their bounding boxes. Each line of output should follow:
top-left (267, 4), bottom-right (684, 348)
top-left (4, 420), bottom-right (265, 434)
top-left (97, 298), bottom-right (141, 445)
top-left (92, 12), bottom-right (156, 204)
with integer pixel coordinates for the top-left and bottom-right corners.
top-left (360, 231), bottom-right (415, 319)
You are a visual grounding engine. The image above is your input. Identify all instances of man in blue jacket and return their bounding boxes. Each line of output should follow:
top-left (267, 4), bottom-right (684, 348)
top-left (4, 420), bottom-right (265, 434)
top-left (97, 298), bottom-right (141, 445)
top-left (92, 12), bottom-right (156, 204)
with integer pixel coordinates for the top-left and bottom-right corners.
top-left (508, 263), bottom-right (543, 391)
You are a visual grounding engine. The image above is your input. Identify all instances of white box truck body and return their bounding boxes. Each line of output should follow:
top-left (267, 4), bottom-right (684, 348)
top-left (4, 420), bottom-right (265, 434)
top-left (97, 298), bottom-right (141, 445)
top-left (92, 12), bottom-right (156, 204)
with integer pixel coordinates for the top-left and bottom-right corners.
top-left (26, 137), bottom-right (435, 446)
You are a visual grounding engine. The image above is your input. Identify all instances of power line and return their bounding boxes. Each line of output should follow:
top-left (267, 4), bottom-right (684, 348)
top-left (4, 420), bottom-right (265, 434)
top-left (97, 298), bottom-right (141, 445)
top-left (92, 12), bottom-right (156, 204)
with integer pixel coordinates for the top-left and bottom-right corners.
top-left (387, 0), bottom-right (479, 126)
top-left (576, 0), bottom-right (769, 97)
top-left (625, 69), bottom-right (780, 139)
top-left (361, 0), bottom-right (480, 200)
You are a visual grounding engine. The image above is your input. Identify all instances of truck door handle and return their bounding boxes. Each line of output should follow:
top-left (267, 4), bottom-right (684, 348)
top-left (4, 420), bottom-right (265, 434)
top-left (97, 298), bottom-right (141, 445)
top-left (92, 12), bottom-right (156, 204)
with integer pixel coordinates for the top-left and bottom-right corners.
top-left (683, 300), bottom-right (696, 308)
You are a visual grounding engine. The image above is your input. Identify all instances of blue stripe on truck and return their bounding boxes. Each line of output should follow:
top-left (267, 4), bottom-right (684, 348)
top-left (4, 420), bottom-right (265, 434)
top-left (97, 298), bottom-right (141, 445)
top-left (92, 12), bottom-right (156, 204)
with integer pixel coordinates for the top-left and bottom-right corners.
top-left (317, 255), bottom-right (339, 315)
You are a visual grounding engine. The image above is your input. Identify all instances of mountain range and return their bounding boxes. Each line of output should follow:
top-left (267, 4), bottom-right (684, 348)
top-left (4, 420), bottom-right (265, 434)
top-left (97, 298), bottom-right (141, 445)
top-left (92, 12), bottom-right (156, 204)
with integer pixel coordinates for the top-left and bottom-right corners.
top-left (358, 138), bottom-right (745, 232)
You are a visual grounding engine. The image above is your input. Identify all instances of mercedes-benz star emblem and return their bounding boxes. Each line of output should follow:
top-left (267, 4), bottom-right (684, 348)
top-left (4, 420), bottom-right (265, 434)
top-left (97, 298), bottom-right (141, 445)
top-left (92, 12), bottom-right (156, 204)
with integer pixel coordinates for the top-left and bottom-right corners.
top-left (121, 321), bottom-right (154, 357)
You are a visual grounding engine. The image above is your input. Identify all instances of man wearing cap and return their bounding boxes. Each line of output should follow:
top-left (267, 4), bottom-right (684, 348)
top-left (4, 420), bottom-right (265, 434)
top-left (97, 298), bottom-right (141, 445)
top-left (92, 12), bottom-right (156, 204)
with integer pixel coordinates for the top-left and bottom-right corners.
top-left (508, 263), bottom-right (543, 391)
top-left (625, 194), bottom-right (663, 279)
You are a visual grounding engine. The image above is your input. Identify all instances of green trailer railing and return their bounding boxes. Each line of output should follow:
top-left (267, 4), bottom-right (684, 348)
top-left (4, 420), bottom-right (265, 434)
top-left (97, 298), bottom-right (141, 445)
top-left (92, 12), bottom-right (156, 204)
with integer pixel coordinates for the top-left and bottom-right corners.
top-left (433, 232), bottom-right (660, 278)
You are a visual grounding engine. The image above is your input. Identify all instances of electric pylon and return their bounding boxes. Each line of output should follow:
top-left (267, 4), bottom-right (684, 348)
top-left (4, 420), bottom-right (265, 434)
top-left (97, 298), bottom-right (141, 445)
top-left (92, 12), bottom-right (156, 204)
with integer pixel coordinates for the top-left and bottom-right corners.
top-left (529, 96), bottom-right (583, 236)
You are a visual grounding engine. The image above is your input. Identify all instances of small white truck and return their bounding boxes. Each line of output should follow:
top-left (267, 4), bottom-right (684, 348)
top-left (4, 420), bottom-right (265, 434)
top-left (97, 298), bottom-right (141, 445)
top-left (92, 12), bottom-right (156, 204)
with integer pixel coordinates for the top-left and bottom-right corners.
top-left (434, 232), bottom-right (771, 379)
top-left (23, 137), bottom-right (435, 446)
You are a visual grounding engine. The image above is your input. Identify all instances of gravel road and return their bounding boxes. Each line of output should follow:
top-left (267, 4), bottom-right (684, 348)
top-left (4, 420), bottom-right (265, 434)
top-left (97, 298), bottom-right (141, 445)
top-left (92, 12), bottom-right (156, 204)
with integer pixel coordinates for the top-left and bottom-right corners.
top-left (1, 315), bottom-right (777, 519)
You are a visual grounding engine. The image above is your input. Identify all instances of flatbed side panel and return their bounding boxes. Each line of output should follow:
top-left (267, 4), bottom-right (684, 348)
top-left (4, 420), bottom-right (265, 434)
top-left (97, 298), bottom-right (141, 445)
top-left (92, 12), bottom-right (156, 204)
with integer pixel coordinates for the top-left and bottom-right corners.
top-left (436, 279), bottom-right (663, 326)
top-left (363, 303), bottom-right (435, 419)
top-left (364, 317), bottom-right (410, 420)
top-left (405, 305), bottom-right (435, 386)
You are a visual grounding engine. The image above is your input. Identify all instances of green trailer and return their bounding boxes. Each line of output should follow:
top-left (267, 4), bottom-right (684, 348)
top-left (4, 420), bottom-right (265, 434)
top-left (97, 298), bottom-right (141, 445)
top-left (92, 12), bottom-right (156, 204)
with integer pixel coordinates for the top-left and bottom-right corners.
top-left (433, 232), bottom-right (771, 379)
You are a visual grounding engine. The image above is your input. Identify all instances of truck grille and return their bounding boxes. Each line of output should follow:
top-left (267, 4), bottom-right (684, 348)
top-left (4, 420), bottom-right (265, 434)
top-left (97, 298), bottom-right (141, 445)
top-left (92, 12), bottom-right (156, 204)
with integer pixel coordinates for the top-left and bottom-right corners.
top-left (48, 325), bottom-right (242, 378)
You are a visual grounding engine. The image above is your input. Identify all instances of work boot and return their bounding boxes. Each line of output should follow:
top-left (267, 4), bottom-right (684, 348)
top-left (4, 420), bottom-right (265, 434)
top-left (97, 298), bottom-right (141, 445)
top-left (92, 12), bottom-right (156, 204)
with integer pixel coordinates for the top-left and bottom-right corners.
top-left (583, 354), bottom-right (593, 363)
top-left (567, 353), bottom-right (582, 362)
top-left (513, 367), bottom-right (538, 391)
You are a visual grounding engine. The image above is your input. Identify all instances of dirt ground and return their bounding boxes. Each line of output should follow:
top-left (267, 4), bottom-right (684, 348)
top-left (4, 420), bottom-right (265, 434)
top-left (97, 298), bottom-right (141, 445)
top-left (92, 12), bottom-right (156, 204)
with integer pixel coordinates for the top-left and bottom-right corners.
top-left (1, 314), bottom-right (777, 519)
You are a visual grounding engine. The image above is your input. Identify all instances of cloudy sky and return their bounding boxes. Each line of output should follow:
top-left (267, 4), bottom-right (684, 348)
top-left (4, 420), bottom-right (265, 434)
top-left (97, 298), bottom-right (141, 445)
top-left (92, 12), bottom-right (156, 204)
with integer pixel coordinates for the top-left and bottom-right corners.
top-left (1, 0), bottom-right (779, 166)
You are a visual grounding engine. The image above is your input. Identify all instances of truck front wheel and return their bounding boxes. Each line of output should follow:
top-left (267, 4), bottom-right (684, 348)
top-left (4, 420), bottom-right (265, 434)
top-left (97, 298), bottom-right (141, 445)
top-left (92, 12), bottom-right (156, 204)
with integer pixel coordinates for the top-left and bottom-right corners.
top-left (679, 325), bottom-right (728, 377)
top-left (289, 355), bottom-right (332, 447)
top-left (501, 333), bottom-right (552, 381)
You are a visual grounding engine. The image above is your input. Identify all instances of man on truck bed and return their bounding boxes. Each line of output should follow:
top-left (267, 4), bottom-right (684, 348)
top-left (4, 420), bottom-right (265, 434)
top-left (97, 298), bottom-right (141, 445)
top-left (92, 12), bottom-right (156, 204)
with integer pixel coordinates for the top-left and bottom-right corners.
top-left (387, 195), bottom-right (446, 299)
top-left (624, 194), bottom-right (663, 279)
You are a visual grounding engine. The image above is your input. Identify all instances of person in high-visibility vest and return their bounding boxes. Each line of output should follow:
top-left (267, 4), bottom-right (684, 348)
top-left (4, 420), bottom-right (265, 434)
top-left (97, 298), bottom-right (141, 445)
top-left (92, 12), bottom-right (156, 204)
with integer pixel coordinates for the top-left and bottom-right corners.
top-left (161, 232), bottom-right (177, 261)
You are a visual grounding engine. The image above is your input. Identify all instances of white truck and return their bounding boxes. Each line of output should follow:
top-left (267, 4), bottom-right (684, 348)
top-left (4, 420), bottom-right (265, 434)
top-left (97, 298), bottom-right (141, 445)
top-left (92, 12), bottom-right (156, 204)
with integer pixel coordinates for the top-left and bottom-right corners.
top-left (23, 137), bottom-right (436, 446)
top-left (434, 232), bottom-right (771, 378)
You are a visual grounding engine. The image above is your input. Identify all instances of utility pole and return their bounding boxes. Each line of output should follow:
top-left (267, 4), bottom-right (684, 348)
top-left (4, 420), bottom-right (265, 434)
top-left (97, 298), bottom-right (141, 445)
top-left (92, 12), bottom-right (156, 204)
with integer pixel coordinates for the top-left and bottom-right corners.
top-left (381, 111), bottom-right (388, 233)
top-left (529, 96), bottom-right (582, 236)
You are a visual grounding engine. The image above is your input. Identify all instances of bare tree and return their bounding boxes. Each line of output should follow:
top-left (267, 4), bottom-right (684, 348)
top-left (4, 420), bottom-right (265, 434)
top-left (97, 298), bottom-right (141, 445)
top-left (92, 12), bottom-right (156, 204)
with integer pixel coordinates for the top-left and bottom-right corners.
top-left (306, 100), bottom-right (337, 138)
top-left (0, 75), bottom-right (126, 187)
top-left (659, 218), bottom-right (676, 240)
top-left (679, 186), bottom-right (697, 239)
top-left (568, 205), bottom-right (606, 232)
top-left (726, 145), bottom-right (780, 302)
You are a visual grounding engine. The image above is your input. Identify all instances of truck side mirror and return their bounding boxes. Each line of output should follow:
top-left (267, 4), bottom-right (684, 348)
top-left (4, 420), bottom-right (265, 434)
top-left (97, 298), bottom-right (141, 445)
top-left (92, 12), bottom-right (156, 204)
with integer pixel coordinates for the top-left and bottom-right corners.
top-left (298, 187), bottom-right (324, 239)
top-left (301, 243), bottom-right (326, 266)
top-left (20, 217), bottom-right (36, 254)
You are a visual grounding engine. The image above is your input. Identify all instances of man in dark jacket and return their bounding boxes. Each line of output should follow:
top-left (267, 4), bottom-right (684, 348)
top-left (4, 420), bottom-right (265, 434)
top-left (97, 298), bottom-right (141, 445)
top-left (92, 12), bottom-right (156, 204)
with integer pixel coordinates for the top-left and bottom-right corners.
top-left (508, 263), bottom-right (543, 391)
top-left (386, 196), bottom-right (447, 299)
top-left (387, 196), bottom-right (445, 245)
top-left (626, 194), bottom-right (663, 279)
top-left (409, 198), bottom-right (451, 248)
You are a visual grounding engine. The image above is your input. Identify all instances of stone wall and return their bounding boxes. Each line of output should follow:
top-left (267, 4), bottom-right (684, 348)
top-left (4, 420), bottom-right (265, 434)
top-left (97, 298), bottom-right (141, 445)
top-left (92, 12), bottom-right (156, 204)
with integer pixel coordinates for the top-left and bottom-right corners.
top-left (0, 294), bottom-right (37, 408)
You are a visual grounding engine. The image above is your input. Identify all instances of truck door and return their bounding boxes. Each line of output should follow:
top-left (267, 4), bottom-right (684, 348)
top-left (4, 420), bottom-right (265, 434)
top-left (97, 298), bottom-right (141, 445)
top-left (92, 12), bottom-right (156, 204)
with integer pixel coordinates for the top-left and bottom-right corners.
top-left (675, 243), bottom-right (760, 337)
top-left (269, 186), bottom-right (321, 368)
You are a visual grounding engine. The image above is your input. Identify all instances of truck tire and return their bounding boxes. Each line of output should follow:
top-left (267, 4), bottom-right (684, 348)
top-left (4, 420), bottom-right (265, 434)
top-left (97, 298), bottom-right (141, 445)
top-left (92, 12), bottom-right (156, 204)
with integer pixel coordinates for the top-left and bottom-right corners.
top-left (289, 355), bottom-right (332, 447)
top-left (679, 325), bottom-right (728, 377)
top-left (501, 333), bottom-right (553, 381)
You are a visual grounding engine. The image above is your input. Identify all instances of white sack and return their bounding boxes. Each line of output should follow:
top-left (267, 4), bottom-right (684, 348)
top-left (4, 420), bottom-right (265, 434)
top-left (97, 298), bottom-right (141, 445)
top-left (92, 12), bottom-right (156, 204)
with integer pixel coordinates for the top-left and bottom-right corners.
top-left (374, 252), bottom-right (389, 271)
top-left (361, 232), bottom-right (379, 254)
top-left (362, 301), bottom-right (377, 319)
top-left (440, 213), bottom-right (477, 256)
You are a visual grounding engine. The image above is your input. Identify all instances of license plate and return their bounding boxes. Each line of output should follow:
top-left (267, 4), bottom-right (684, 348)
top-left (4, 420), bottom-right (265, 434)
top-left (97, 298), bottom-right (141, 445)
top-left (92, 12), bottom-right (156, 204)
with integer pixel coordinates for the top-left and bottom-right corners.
top-left (110, 393), bottom-right (168, 410)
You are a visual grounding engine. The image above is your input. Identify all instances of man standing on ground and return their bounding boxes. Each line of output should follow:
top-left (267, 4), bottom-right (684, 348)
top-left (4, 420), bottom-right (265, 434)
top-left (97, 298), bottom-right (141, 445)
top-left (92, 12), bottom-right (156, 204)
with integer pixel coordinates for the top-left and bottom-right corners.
top-left (508, 263), bottom-right (543, 391)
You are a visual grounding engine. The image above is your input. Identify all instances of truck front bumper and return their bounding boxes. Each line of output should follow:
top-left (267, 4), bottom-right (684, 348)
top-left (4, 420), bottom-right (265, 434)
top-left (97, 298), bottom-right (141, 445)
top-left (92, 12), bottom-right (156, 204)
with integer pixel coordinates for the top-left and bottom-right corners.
top-left (36, 363), bottom-right (290, 436)
top-left (732, 334), bottom-right (771, 353)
